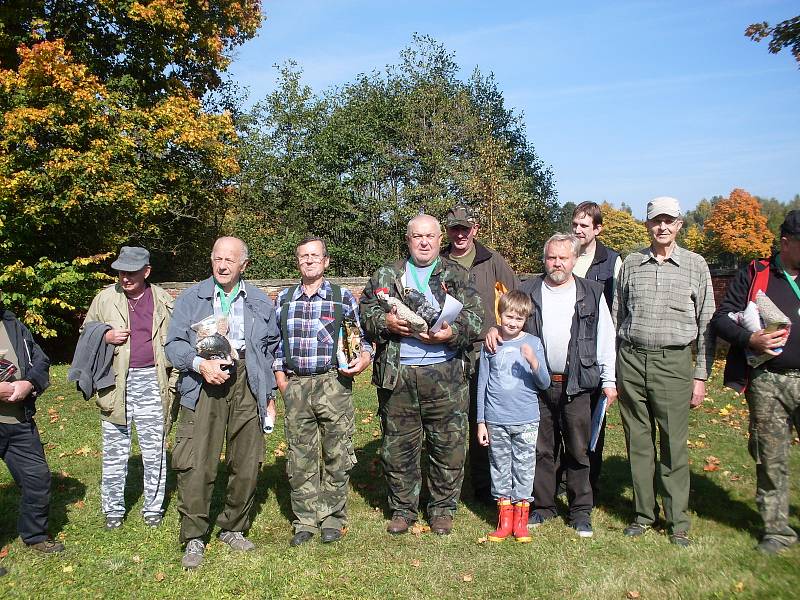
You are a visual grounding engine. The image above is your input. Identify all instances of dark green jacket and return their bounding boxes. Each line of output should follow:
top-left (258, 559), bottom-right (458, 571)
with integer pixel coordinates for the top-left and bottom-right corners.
top-left (359, 257), bottom-right (484, 390)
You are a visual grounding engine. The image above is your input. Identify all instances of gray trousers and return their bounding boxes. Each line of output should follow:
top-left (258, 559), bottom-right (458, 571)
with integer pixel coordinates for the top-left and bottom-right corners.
top-left (487, 422), bottom-right (538, 502)
top-left (101, 367), bottom-right (166, 518)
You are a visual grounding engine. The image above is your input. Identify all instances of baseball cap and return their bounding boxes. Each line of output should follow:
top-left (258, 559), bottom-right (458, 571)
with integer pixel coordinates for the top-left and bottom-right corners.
top-left (646, 197), bottom-right (682, 220)
top-left (445, 206), bottom-right (476, 228)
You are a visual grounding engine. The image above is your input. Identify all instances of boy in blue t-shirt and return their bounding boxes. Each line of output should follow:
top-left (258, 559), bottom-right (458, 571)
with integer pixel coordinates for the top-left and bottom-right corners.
top-left (477, 290), bottom-right (550, 542)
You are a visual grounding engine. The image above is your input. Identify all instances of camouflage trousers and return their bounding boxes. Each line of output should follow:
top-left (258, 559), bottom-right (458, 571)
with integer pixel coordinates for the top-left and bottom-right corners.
top-left (487, 422), bottom-right (539, 502)
top-left (101, 367), bottom-right (166, 518)
top-left (746, 367), bottom-right (800, 546)
top-left (282, 370), bottom-right (356, 534)
top-left (377, 359), bottom-right (468, 521)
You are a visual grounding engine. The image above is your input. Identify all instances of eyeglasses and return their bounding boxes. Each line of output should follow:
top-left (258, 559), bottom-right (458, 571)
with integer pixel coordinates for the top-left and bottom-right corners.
top-left (297, 253), bottom-right (325, 263)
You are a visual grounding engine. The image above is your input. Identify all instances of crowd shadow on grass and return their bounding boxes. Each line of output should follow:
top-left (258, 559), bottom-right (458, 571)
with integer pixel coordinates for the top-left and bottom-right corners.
top-left (253, 455), bottom-right (293, 527)
top-left (349, 438), bottom-right (390, 517)
top-left (0, 473), bottom-right (86, 548)
top-left (598, 455), bottom-right (762, 537)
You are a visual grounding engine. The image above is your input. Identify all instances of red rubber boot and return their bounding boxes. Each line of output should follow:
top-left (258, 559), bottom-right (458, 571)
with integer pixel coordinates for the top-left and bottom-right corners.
top-left (513, 501), bottom-right (532, 543)
top-left (487, 499), bottom-right (514, 542)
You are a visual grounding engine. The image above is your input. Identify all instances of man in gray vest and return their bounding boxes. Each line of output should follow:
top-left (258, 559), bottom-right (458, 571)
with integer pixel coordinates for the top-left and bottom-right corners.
top-left (486, 234), bottom-right (617, 537)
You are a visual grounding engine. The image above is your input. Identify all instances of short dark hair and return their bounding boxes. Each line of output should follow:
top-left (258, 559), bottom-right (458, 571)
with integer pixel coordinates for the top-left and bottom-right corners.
top-left (295, 236), bottom-right (328, 256)
top-left (572, 202), bottom-right (603, 227)
top-left (498, 290), bottom-right (532, 318)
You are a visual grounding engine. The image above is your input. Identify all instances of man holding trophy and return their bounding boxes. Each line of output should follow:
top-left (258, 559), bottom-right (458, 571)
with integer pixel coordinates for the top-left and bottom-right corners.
top-left (166, 237), bottom-right (279, 569)
top-left (274, 236), bottom-right (372, 547)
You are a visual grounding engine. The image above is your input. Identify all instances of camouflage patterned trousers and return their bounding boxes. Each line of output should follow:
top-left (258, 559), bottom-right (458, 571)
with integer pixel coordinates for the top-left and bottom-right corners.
top-left (487, 422), bottom-right (539, 502)
top-left (746, 367), bottom-right (800, 546)
top-left (283, 370), bottom-right (356, 534)
top-left (101, 367), bottom-right (166, 518)
top-left (377, 359), bottom-right (468, 521)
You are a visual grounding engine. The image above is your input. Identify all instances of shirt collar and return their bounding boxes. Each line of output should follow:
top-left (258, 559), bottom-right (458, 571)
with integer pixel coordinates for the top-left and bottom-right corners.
top-left (295, 279), bottom-right (330, 300)
top-left (641, 245), bottom-right (683, 266)
top-left (215, 280), bottom-right (247, 300)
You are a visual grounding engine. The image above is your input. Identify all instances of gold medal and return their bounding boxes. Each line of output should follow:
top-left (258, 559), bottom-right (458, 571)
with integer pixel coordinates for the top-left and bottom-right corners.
top-left (217, 317), bottom-right (229, 336)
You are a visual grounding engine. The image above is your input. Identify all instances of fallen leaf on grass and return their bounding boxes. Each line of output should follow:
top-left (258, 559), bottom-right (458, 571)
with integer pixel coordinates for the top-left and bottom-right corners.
top-left (697, 434), bottom-right (706, 439)
top-left (62, 565), bottom-right (74, 573)
top-left (410, 523), bottom-right (430, 536)
top-left (730, 474), bottom-right (742, 481)
top-left (74, 446), bottom-right (93, 457)
top-left (703, 456), bottom-right (721, 472)
top-left (626, 592), bottom-right (640, 599)
top-left (372, 430), bottom-right (381, 438)
top-left (476, 536), bottom-right (488, 544)
top-left (48, 408), bottom-right (59, 423)
top-left (361, 416), bottom-right (373, 424)
top-left (410, 559), bottom-right (421, 568)
top-left (155, 572), bottom-right (166, 582)
top-left (462, 573), bottom-right (473, 582)
top-left (0, 545), bottom-right (9, 559)
top-left (132, 555), bottom-right (142, 564)
top-left (734, 581), bottom-right (745, 593)
top-left (73, 500), bottom-right (85, 510)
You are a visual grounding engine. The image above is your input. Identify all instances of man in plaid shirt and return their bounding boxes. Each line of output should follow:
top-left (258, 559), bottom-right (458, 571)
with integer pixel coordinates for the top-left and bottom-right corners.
top-left (274, 236), bottom-right (372, 547)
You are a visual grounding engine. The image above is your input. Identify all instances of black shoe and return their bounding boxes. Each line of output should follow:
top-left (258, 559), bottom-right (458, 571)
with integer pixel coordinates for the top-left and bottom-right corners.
top-left (290, 531), bottom-right (314, 547)
top-left (26, 538), bottom-right (65, 553)
top-left (757, 538), bottom-right (790, 555)
top-left (623, 522), bottom-right (651, 537)
top-left (321, 528), bottom-right (342, 544)
top-left (669, 531), bottom-right (691, 547)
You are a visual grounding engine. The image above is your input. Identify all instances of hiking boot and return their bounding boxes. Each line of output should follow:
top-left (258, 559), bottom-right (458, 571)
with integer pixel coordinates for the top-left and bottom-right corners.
top-left (430, 515), bottom-right (453, 535)
top-left (105, 516), bottom-right (123, 530)
top-left (143, 514), bottom-right (162, 528)
top-left (669, 531), bottom-right (691, 547)
top-left (26, 538), bottom-right (65, 553)
top-left (218, 530), bottom-right (255, 551)
top-left (386, 515), bottom-right (412, 535)
top-left (181, 538), bottom-right (205, 569)
top-left (623, 522), bottom-right (651, 537)
top-left (572, 520), bottom-right (593, 538)
top-left (757, 538), bottom-right (790, 555)
top-left (321, 528), bottom-right (343, 544)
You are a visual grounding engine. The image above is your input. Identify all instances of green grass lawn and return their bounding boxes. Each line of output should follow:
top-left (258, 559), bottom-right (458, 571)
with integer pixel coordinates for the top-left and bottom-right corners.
top-left (1, 362), bottom-right (798, 599)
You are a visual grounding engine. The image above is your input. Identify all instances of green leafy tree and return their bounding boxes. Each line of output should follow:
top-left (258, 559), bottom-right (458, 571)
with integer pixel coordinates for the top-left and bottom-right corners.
top-left (746, 16), bottom-right (800, 67)
top-left (597, 202), bottom-right (650, 257)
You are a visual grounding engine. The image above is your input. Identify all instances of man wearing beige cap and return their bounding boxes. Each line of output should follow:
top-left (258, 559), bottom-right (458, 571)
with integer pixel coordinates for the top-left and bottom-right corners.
top-left (613, 196), bottom-right (715, 547)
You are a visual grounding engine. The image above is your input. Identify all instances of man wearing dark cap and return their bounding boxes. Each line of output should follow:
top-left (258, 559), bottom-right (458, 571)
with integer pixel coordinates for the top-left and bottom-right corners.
top-left (712, 210), bottom-right (800, 555)
top-left (614, 196), bottom-right (715, 547)
top-left (442, 206), bottom-right (519, 504)
top-left (81, 246), bottom-right (176, 530)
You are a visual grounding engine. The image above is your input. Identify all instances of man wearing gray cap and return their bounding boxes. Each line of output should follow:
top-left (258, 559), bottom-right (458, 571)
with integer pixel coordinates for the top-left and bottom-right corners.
top-left (81, 246), bottom-right (176, 530)
top-left (442, 205), bottom-right (519, 505)
top-left (614, 197), bottom-right (715, 547)
top-left (712, 210), bottom-right (800, 555)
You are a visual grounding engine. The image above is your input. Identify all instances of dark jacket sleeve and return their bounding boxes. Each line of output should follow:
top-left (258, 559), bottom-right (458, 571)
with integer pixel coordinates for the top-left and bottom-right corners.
top-left (15, 319), bottom-right (50, 396)
top-left (710, 265), bottom-right (753, 349)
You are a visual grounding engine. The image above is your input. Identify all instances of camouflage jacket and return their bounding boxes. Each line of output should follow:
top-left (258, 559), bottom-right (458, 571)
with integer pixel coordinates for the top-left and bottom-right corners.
top-left (359, 257), bottom-right (483, 390)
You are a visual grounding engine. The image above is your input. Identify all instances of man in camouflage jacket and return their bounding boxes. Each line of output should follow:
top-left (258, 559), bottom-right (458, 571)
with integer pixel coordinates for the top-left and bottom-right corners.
top-left (360, 214), bottom-right (483, 535)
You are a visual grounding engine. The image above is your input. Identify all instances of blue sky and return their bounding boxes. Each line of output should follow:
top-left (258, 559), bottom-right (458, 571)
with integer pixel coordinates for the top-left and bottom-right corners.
top-left (228, 1), bottom-right (800, 219)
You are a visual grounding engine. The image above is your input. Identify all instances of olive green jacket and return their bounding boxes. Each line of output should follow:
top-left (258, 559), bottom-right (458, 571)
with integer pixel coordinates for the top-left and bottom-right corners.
top-left (83, 283), bottom-right (177, 428)
top-left (359, 257), bottom-right (483, 390)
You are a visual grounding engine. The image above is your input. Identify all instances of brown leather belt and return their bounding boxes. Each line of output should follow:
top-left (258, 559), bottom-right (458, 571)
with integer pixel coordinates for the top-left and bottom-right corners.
top-left (551, 373), bottom-right (565, 383)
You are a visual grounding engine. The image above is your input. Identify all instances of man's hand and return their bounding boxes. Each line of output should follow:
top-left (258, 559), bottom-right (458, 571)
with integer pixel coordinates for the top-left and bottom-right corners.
top-left (0, 381), bottom-right (33, 403)
top-left (0, 382), bottom-right (15, 401)
top-left (199, 359), bottom-right (232, 385)
top-left (417, 321), bottom-right (454, 344)
top-left (104, 328), bottom-right (131, 345)
top-left (477, 422), bottom-right (490, 447)
top-left (484, 326), bottom-right (503, 353)
top-left (690, 379), bottom-right (705, 409)
top-left (603, 386), bottom-right (618, 407)
top-left (275, 371), bottom-right (289, 395)
top-left (385, 306), bottom-right (413, 337)
top-left (748, 328), bottom-right (789, 355)
top-left (339, 351), bottom-right (372, 377)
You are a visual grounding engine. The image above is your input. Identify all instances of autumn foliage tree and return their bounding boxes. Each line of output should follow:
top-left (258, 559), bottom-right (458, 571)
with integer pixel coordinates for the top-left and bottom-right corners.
top-left (597, 202), bottom-right (650, 256)
top-left (0, 3), bottom-right (260, 336)
top-left (704, 188), bottom-right (774, 262)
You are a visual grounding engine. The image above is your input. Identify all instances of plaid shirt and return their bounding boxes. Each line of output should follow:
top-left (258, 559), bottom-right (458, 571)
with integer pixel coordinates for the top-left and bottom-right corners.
top-left (274, 280), bottom-right (372, 375)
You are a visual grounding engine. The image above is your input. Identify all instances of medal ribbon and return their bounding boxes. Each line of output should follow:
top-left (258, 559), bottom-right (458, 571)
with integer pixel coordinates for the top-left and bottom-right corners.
top-left (408, 257), bottom-right (439, 292)
top-left (776, 254), bottom-right (800, 303)
top-left (215, 280), bottom-right (240, 316)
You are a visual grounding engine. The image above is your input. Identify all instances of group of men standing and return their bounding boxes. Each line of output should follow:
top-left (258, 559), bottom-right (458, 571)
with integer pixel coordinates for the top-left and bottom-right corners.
top-left (1, 201), bottom-right (797, 576)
